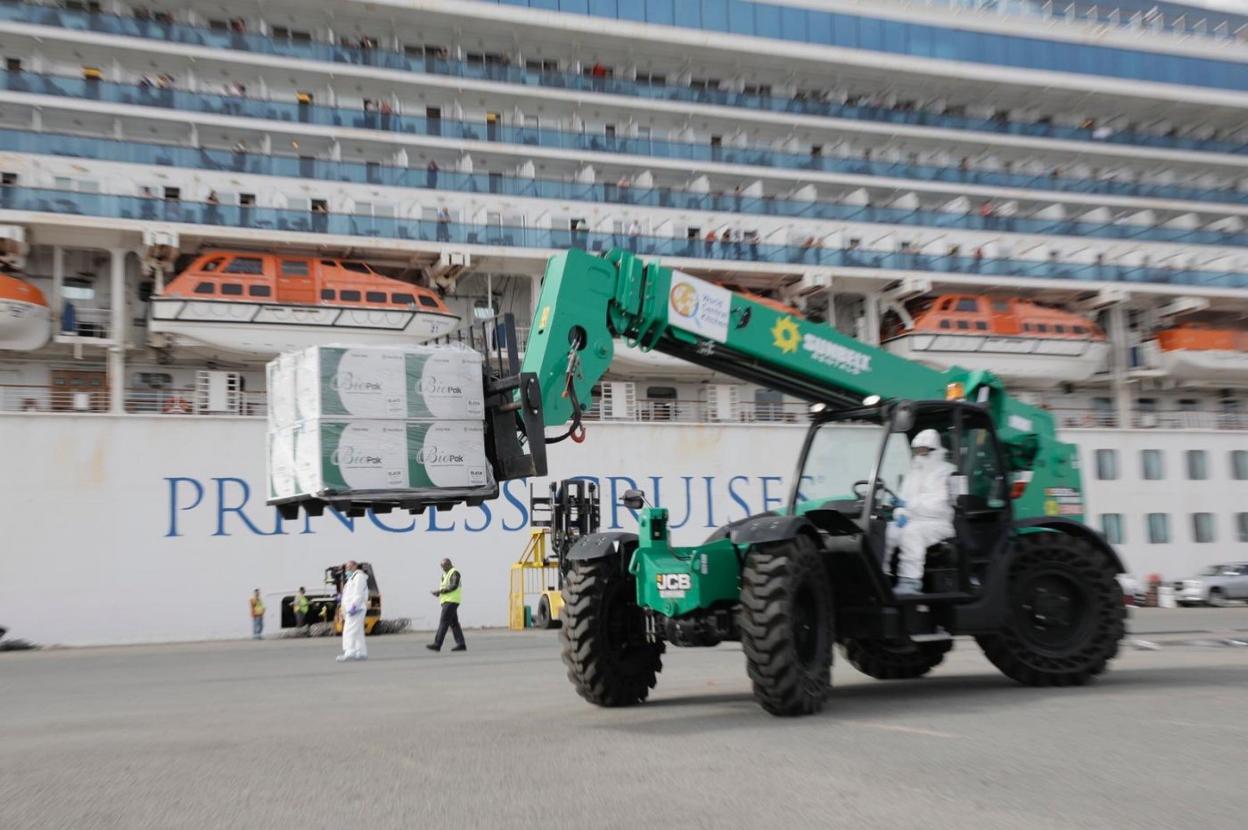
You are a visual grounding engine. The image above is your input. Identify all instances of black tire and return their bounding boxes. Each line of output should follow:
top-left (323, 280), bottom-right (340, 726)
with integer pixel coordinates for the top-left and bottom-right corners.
top-left (976, 532), bottom-right (1125, 687)
top-left (559, 556), bottom-right (663, 707)
top-left (843, 638), bottom-right (952, 680)
top-left (1207, 588), bottom-right (1225, 608)
top-left (534, 595), bottom-right (559, 630)
top-left (739, 536), bottom-right (835, 716)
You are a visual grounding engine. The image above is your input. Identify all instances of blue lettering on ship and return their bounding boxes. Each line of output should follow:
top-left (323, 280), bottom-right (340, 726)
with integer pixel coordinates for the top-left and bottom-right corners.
top-left (163, 473), bottom-right (789, 538)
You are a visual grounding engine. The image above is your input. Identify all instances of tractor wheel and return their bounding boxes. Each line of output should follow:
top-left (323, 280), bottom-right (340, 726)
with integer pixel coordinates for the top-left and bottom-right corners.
top-left (976, 532), bottom-right (1125, 687)
top-left (842, 638), bottom-right (952, 680)
top-left (534, 595), bottom-right (559, 630)
top-left (739, 536), bottom-right (835, 717)
top-left (560, 555), bottom-right (663, 707)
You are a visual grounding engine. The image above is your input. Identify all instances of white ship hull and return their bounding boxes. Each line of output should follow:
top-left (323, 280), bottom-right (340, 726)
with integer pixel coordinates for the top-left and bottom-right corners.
top-left (148, 298), bottom-right (460, 360)
top-left (0, 298), bottom-right (51, 351)
top-left (0, 414), bottom-right (1234, 647)
top-left (884, 333), bottom-right (1110, 384)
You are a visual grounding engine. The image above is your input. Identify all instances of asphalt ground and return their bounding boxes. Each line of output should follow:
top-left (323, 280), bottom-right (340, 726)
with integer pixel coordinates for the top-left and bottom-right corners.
top-left (3, 607), bottom-right (1247, 830)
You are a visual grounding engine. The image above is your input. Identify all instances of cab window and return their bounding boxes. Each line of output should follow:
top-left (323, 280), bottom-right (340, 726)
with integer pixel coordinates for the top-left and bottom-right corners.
top-left (224, 257), bottom-right (264, 275)
top-left (280, 259), bottom-right (309, 277)
top-left (221, 283), bottom-right (244, 296)
top-left (340, 290), bottom-right (361, 302)
top-left (199, 257), bottom-right (226, 272)
top-left (392, 293), bottom-right (415, 305)
top-left (194, 282), bottom-right (215, 294)
top-left (955, 298), bottom-right (979, 312)
top-left (418, 295), bottom-right (442, 309)
top-left (365, 291), bottom-right (386, 303)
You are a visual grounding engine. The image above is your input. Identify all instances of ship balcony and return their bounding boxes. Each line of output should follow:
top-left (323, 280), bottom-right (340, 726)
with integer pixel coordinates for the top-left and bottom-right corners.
top-left (3, 69), bottom-right (1248, 215)
top-left (2, 185), bottom-right (1248, 290)
top-left (3, 0), bottom-right (1248, 160)
top-left (0, 380), bottom-right (265, 415)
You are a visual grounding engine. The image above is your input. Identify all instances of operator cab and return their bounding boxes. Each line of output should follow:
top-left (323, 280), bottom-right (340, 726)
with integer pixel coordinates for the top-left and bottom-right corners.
top-left (792, 400), bottom-right (1013, 603)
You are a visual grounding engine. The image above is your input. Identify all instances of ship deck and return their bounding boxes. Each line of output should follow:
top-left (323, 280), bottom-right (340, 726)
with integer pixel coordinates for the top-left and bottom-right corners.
top-left (5, 609), bottom-right (1248, 829)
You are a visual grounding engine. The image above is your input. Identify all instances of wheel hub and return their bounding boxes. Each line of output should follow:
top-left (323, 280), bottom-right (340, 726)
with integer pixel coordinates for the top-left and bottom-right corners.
top-left (1016, 571), bottom-right (1090, 651)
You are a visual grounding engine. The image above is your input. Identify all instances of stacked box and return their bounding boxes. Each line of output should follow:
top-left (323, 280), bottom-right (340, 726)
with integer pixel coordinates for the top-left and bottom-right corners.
top-left (265, 344), bottom-right (493, 504)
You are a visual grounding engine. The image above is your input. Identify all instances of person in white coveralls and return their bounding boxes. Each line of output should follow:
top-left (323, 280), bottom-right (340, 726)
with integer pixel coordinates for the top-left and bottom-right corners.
top-left (886, 429), bottom-right (956, 596)
top-left (337, 560), bottom-right (369, 662)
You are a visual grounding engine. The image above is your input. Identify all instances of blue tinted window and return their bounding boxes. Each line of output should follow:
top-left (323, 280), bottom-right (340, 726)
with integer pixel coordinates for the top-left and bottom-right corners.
top-left (588, 0), bottom-right (614, 14)
top-left (673, 0), bottom-right (700, 26)
top-left (702, 0), bottom-right (728, 31)
top-left (728, 0), bottom-right (753, 34)
top-left (808, 11), bottom-right (832, 44)
top-left (755, 4), bottom-right (780, 37)
top-left (780, 7), bottom-right (805, 39)
top-left (559, 0), bottom-right (589, 12)
top-left (646, 0), bottom-right (674, 24)
top-left (620, 1), bottom-right (646, 21)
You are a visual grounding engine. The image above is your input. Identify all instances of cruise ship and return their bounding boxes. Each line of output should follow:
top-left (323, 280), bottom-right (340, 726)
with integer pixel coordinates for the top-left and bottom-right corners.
top-left (1, 0), bottom-right (1247, 645)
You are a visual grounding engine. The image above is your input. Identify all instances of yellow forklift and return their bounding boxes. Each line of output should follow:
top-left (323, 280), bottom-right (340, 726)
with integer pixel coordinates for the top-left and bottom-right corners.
top-left (509, 480), bottom-right (600, 629)
top-left (280, 562), bottom-right (382, 634)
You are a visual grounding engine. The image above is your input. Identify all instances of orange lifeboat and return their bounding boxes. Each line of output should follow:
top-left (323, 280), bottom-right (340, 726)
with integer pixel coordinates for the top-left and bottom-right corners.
top-left (148, 250), bottom-right (459, 360)
top-left (0, 272), bottom-right (51, 351)
top-left (882, 294), bottom-right (1108, 385)
top-left (1145, 323), bottom-right (1248, 383)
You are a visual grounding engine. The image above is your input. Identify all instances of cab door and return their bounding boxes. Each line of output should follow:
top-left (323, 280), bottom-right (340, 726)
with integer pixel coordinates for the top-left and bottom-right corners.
top-left (950, 405), bottom-right (1012, 566)
top-left (275, 257), bottom-right (316, 304)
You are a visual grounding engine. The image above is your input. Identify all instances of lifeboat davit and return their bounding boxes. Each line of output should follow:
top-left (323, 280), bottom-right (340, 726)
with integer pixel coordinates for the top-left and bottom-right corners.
top-left (1144, 324), bottom-right (1248, 383)
top-left (882, 295), bottom-right (1108, 385)
top-left (148, 251), bottom-right (459, 360)
top-left (0, 273), bottom-right (51, 351)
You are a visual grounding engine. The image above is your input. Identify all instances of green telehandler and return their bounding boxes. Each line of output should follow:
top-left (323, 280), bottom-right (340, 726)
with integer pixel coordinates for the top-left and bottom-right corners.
top-left (290, 247), bottom-right (1127, 717)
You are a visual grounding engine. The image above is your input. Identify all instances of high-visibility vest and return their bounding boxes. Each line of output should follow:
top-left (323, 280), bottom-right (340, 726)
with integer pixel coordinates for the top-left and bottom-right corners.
top-left (440, 568), bottom-right (462, 605)
top-left (251, 597), bottom-right (265, 617)
top-left (294, 594), bottom-right (309, 614)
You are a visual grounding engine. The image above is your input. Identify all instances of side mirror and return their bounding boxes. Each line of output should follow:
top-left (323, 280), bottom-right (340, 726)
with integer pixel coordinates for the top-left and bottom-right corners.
top-left (620, 489), bottom-right (647, 510)
top-left (890, 400), bottom-right (916, 433)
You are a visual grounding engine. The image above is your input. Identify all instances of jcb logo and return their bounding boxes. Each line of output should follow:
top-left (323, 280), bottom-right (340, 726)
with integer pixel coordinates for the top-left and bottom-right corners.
top-left (656, 573), bottom-right (691, 592)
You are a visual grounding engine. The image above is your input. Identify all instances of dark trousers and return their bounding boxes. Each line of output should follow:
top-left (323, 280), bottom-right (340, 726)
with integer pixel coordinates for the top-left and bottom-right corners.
top-left (434, 602), bottom-right (465, 648)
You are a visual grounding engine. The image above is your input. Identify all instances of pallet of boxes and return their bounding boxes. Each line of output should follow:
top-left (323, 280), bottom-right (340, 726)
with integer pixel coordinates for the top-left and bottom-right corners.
top-left (265, 343), bottom-right (497, 519)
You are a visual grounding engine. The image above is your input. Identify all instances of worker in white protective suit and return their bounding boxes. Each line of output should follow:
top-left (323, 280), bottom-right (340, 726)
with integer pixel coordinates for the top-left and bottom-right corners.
top-left (886, 429), bottom-right (956, 595)
top-left (336, 560), bottom-right (369, 662)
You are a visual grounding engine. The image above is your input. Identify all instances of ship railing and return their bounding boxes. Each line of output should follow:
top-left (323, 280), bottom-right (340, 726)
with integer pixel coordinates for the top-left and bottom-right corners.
top-left (1052, 407), bottom-right (1248, 431)
top-left (0, 384), bottom-right (267, 415)
top-left (583, 398), bottom-right (810, 425)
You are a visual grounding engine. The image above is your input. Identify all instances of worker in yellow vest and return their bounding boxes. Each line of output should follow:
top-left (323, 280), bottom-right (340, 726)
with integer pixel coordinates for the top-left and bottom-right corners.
top-left (249, 589), bottom-right (265, 640)
top-left (293, 587), bottom-right (310, 628)
top-left (426, 558), bottom-right (466, 652)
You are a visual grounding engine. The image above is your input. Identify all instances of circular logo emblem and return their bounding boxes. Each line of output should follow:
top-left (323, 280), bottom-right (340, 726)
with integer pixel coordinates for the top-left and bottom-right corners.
top-left (670, 282), bottom-right (698, 318)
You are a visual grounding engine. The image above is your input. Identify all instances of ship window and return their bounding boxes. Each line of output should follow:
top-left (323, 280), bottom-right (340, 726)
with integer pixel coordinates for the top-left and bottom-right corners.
top-left (418, 295), bottom-right (441, 309)
top-left (1146, 513), bottom-right (1170, 544)
top-left (249, 284), bottom-right (271, 297)
top-left (1237, 513), bottom-right (1248, 543)
top-left (341, 262), bottom-right (372, 274)
top-left (1230, 450), bottom-right (1248, 480)
top-left (956, 320), bottom-right (970, 330)
top-left (280, 260), bottom-right (309, 277)
top-left (940, 299), bottom-right (953, 310)
top-left (1022, 323), bottom-right (1031, 332)
top-left (321, 260), bottom-right (338, 267)
top-left (955, 299), bottom-right (978, 312)
top-left (1073, 326), bottom-right (1087, 335)
top-left (1054, 325), bottom-right (1066, 334)
top-left (194, 282), bottom-right (215, 295)
top-left (991, 300), bottom-right (1009, 313)
top-left (392, 293), bottom-right (415, 305)
top-left (200, 258), bottom-right (225, 273)
top-left (63, 277), bottom-right (95, 300)
top-left (220, 283), bottom-right (244, 296)
top-left (321, 289), bottom-right (335, 300)
top-left (1186, 449), bottom-right (1208, 480)
top-left (1141, 450), bottom-right (1164, 480)
top-left (1095, 449), bottom-right (1118, 481)
top-left (1035, 324), bottom-right (1048, 333)
top-left (974, 321), bottom-right (988, 331)
top-left (340, 290), bottom-right (361, 302)
top-left (1192, 513), bottom-right (1216, 544)
top-left (224, 257), bottom-right (264, 275)
top-left (938, 320), bottom-right (950, 329)
top-left (1099, 514), bottom-right (1124, 545)
top-left (365, 291), bottom-right (386, 303)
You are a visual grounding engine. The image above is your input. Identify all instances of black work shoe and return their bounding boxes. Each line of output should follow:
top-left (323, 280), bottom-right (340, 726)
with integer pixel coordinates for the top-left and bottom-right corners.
top-left (451, 645), bottom-right (467, 652)
top-left (425, 644), bottom-right (440, 652)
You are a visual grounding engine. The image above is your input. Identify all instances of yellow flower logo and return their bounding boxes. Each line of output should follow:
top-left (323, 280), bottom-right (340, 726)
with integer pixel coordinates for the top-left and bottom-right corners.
top-left (772, 316), bottom-right (800, 354)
